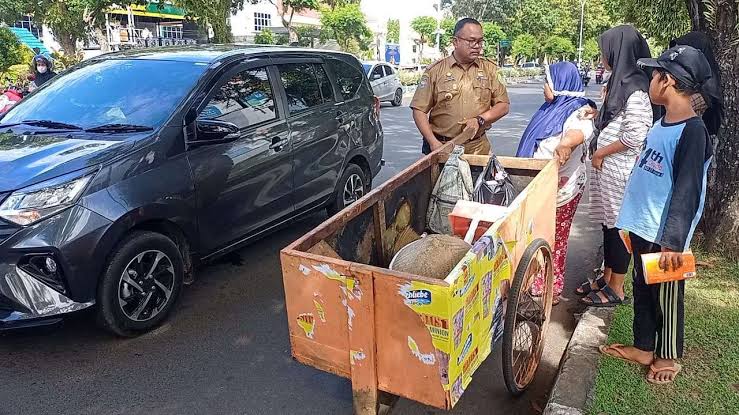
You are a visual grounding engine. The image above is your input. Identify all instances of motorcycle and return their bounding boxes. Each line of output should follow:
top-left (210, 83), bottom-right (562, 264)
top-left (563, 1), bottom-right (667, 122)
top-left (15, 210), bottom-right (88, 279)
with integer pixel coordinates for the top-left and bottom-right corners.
top-left (580, 69), bottom-right (591, 87)
top-left (595, 66), bottom-right (605, 84)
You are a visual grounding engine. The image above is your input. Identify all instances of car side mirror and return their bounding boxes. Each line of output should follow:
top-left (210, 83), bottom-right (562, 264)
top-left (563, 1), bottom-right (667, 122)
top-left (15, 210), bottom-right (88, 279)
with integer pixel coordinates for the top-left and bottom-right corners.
top-left (189, 119), bottom-right (240, 146)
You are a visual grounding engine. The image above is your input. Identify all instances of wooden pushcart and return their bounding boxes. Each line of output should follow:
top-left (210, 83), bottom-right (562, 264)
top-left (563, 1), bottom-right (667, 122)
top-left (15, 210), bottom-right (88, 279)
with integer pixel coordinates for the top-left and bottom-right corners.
top-left (281, 134), bottom-right (558, 414)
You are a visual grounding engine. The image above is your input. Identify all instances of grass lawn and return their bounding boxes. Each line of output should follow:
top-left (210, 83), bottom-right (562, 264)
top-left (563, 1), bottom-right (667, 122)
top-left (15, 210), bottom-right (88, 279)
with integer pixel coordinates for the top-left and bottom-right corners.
top-left (588, 254), bottom-right (739, 415)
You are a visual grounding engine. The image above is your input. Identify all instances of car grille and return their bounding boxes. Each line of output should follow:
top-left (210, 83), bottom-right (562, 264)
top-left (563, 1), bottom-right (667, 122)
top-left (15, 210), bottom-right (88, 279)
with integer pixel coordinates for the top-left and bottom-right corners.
top-left (0, 193), bottom-right (18, 244)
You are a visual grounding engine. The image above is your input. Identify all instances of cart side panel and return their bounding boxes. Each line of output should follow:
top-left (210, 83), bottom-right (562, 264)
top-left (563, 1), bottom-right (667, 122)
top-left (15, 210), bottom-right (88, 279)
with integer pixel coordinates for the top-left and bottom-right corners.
top-left (373, 271), bottom-right (451, 410)
top-left (443, 232), bottom-right (513, 407)
top-left (325, 207), bottom-right (379, 266)
top-left (497, 159), bottom-right (558, 271)
top-left (281, 251), bottom-right (353, 378)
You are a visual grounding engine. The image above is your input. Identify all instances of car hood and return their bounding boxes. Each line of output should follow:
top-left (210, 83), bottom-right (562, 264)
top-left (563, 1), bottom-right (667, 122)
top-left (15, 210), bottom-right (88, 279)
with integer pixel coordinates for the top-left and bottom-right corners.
top-left (0, 132), bottom-right (135, 192)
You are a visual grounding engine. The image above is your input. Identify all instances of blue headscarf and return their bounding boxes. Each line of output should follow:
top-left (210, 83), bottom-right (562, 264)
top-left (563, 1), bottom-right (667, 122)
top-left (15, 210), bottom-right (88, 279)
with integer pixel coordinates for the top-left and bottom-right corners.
top-left (516, 62), bottom-right (594, 157)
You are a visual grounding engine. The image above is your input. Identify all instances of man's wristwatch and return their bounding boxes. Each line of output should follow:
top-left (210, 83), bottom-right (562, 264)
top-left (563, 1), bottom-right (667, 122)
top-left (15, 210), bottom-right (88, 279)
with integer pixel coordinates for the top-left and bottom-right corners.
top-left (476, 115), bottom-right (486, 128)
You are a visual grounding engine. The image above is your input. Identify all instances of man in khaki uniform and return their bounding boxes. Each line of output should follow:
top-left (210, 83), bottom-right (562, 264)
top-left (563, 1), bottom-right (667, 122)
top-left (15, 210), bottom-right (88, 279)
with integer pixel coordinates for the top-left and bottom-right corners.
top-left (411, 18), bottom-right (510, 155)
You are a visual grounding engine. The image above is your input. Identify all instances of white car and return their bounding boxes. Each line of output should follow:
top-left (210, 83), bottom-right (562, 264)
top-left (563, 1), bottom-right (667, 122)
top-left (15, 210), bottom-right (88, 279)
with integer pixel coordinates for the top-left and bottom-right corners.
top-left (363, 61), bottom-right (403, 106)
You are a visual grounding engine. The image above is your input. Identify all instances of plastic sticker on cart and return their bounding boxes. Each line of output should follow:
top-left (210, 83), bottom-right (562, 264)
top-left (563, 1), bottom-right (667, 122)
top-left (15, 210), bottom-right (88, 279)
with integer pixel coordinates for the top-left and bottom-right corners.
top-left (297, 313), bottom-right (315, 339)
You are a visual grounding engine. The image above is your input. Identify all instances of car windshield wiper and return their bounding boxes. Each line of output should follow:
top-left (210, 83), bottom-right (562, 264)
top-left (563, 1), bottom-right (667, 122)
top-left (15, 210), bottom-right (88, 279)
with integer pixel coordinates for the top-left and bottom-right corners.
top-left (85, 123), bottom-right (154, 133)
top-left (0, 120), bottom-right (83, 130)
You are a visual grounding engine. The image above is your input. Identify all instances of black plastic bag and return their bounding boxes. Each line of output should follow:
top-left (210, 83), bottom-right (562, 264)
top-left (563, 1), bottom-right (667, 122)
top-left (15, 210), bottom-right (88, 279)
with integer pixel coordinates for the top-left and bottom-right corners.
top-left (472, 155), bottom-right (516, 206)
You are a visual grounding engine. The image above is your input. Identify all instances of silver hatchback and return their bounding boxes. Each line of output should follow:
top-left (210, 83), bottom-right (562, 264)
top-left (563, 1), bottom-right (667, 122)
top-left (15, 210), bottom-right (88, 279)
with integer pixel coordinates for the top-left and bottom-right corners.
top-left (363, 61), bottom-right (404, 106)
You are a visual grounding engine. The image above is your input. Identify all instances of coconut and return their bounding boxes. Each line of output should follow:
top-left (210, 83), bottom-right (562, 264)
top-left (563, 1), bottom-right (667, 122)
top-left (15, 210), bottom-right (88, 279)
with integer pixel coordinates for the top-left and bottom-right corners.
top-left (389, 234), bottom-right (471, 280)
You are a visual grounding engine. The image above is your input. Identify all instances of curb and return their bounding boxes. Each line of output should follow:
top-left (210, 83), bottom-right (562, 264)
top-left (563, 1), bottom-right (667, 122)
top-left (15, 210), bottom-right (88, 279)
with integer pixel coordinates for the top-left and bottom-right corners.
top-left (543, 307), bottom-right (616, 415)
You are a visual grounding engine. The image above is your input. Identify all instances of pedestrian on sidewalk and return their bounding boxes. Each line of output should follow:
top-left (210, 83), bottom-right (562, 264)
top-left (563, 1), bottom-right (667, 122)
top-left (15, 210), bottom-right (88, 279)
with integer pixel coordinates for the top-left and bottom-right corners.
top-left (599, 45), bottom-right (713, 385)
top-left (516, 61), bottom-right (597, 305)
top-left (578, 25), bottom-right (653, 307)
top-left (410, 17), bottom-right (510, 155)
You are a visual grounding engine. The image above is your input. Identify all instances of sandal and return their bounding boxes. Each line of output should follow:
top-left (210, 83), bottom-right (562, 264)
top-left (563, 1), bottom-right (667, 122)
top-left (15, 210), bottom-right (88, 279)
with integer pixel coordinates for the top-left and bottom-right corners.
top-left (575, 277), bottom-right (607, 296)
top-left (580, 285), bottom-right (625, 307)
top-left (647, 363), bottom-right (682, 385)
top-left (599, 344), bottom-right (652, 366)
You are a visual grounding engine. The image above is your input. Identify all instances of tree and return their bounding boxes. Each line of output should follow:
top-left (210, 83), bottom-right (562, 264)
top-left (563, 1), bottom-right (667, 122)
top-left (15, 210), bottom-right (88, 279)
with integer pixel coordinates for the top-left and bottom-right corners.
top-left (254, 28), bottom-right (275, 44)
top-left (178, 0), bottom-right (245, 43)
top-left (481, 22), bottom-right (506, 60)
top-left (511, 33), bottom-right (538, 64)
top-left (543, 35), bottom-right (575, 60)
top-left (321, 0), bottom-right (358, 10)
top-left (0, 27), bottom-right (25, 75)
top-left (386, 18), bottom-right (400, 44)
top-left (583, 37), bottom-right (600, 63)
top-left (251, 0), bottom-right (319, 43)
top-left (410, 16), bottom-right (437, 63)
top-left (319, 3), bottom-right (371, 53)
top-left (438, 18), bottom-right (456, 55)
top-left (447, 0), bottom-right (517, 23)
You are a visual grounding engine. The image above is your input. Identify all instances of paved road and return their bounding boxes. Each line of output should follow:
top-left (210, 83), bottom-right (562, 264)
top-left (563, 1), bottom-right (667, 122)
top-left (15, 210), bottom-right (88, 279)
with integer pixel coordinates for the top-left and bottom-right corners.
top-left (0, 83), bottom-right (602, 415)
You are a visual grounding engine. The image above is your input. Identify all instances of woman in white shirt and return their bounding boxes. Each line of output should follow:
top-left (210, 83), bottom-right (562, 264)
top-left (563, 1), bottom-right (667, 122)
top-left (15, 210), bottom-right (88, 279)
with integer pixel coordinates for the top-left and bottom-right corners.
top-left (516, 61), bottom-right (596, 305)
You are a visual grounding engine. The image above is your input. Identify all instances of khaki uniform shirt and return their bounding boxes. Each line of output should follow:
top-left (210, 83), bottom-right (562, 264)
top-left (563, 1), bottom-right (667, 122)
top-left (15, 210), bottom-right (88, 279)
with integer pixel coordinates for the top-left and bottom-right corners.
top-left (411, 55), bottom-right (509, 154)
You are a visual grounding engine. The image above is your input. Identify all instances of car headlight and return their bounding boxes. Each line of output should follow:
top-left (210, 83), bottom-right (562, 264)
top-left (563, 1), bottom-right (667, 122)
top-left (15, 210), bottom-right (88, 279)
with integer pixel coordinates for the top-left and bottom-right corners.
top-left (0, 173), bottom-right (93, 226)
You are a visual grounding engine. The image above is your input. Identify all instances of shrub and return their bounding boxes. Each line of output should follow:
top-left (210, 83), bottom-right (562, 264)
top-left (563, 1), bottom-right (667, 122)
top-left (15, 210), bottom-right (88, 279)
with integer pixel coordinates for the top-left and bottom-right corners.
top-left (398, 71), bottom-right (422, 86)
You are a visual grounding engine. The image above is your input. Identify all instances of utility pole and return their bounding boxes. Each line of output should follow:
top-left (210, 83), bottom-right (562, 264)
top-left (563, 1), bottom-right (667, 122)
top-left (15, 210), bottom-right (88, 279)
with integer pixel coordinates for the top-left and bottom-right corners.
top-left (577, 0), bottom-right (586, 67)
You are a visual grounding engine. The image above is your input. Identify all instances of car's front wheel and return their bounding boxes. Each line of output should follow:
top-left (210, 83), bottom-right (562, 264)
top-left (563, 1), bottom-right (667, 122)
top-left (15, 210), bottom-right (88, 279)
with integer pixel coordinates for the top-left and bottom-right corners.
top-left (96, 231), bottom-right (184, 337)
top-left (327, 163), bottom-right (369, 216)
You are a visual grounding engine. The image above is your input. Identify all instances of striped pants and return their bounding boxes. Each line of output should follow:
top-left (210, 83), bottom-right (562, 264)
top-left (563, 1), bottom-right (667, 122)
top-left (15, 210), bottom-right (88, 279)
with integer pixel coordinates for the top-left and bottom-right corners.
top-left (632, 234), bottom-right (685, 359)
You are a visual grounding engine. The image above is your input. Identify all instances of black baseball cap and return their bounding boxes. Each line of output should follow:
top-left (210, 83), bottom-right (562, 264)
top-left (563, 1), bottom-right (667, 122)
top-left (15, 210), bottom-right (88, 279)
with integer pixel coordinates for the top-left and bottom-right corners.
top-left (638, 45), bottom-right (711, 90)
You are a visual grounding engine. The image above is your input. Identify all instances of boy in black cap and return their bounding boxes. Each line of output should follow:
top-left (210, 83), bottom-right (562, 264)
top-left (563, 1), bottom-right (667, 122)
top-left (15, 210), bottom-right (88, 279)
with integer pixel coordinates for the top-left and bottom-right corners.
top-left (598, 45), bottom-right (713, 384)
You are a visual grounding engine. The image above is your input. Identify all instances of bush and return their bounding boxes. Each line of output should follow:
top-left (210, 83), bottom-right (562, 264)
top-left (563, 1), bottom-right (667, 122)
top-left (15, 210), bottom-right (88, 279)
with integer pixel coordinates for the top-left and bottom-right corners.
top-left (254, 29), bottom-right (275, 45)
top-left (50, 51), bottom-right (82, 72)
top-left (498, 67), bottom-right (542, 79)
top-left (398, 71), bottom-right (422, 86)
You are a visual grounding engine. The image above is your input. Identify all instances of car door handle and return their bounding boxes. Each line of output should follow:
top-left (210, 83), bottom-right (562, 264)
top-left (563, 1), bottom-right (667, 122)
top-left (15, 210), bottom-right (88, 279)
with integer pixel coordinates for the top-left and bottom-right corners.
top-left (269, 136), bottom-right (285, 151)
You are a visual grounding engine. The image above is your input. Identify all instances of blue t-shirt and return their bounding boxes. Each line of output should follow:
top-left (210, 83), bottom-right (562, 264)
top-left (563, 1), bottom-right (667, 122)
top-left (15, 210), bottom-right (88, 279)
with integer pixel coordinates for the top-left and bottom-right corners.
top-left (616, 117), bottom-right (712, 251)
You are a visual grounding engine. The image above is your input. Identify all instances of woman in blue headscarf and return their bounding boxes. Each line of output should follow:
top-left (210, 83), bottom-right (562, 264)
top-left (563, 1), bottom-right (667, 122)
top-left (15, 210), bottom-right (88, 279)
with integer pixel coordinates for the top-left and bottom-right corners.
top-left (516, 61), bottom-right (596, 304)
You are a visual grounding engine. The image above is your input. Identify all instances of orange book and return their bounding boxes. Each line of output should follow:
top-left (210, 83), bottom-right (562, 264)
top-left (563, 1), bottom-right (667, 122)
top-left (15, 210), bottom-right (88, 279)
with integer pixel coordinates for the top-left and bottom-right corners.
top-left (641, 251), bottom-right (697, 285)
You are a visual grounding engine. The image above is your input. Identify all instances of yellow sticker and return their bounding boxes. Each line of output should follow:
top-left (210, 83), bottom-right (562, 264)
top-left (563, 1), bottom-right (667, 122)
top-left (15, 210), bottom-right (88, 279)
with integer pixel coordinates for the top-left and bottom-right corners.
top-left (314, 294), bottom-right (326, 323)
top-left (297, 313), bottom-right (315, 339)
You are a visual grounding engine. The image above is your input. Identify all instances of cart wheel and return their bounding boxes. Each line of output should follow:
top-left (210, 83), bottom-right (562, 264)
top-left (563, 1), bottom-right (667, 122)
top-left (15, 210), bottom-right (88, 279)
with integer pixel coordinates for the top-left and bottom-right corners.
top-left (502, 238), bottom-right (554, 396)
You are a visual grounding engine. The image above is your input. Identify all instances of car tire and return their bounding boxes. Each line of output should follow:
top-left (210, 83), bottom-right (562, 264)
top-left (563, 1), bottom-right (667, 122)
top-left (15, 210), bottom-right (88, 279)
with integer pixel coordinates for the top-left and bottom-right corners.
top-left (327, 163), bottom-right (369, 216)
top-left (391, 88), bottom-right (403, 106)
top-left (96, 231), bottom-right (184, 337)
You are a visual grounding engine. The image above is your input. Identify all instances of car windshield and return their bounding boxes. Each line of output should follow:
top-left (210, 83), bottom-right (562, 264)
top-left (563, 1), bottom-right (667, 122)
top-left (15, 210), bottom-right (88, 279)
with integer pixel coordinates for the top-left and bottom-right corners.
top-left (1, 59), bottom-right (207, 131)
top-left (362, 64), bottom-right (372, 74)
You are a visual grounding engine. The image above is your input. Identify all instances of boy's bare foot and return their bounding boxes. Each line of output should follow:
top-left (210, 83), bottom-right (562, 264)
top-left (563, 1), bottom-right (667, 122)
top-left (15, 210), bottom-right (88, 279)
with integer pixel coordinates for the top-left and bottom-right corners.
top-left (599, 344), bottom-right (654, 365)
top-left (647, 359), bottom-right (682, 384)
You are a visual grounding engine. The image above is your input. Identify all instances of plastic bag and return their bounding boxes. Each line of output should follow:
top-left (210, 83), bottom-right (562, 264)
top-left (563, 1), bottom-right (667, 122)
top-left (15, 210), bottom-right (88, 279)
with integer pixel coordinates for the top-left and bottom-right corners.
top-left (427, 146), bottom-right (473, 235)
top-left (472, 154), bottom-right (515, 206)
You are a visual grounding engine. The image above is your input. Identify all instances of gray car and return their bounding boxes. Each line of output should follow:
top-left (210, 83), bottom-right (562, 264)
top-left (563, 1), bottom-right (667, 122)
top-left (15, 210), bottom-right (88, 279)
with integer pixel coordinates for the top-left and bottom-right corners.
top-left (363, 61), bottom-right (404, 106)
top-left (0, 45), bottom-right (383, 336)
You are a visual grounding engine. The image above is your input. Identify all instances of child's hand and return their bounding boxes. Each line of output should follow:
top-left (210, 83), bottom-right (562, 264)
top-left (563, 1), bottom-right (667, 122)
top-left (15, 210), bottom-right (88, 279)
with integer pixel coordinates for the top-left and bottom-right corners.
top-left (592, 150), bottom-right (605, 171)
top-left (659, 248), bottom-right (683, 271)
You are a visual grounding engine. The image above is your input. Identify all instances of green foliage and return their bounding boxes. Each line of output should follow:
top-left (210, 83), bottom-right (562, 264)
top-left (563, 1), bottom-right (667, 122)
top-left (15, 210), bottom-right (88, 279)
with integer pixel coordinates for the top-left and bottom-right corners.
top-left (50, 51), bottom-right (82, 71)
top-left (410, 16), bottom-right (438, 46)
top-left (511, 33), bottom-right (538, 63)
top-left (254, 28), bottom-right (275, 44)
top-left (0, 27), bottom-right (25, 74)
top-left (386, 18), bottom-right (400, 44)
top-left (398, 70), bottom-right (422, 86)
top-left (543, 35), bottom-right (575, 60)
top-left (181, 0), bottom-right (247, 43)
top-left (319, 3), bottom-right (372, 52)
top-left (294, 25), bottom-right (318, 47)
top-left (481, 22), bottom-right (506, 59)
top-left (583, 37), bottom-right (600, 63)
top-left (439, 18), bottom-right (457, 54)
top-left (321, 0), bottom-right (358, 10)
top-left (498, 66), bottom-right (542, 78)
top-left (604, 0), bottom-right (690, 44)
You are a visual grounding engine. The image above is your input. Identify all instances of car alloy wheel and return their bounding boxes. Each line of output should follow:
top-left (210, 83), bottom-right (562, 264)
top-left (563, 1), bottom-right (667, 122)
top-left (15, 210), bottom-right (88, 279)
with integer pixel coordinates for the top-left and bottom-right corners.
top-left (342, 173), bottom-right (365, 208)
top-left (118, 250), bottom-right (176, 322)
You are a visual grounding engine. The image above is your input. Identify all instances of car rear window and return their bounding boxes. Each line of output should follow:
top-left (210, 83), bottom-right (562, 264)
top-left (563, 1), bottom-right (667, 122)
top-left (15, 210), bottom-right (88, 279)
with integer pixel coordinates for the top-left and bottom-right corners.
top-left (331, 59), bottom-right (365, 101)
top-left (278, 63), bottom-right (333, 114)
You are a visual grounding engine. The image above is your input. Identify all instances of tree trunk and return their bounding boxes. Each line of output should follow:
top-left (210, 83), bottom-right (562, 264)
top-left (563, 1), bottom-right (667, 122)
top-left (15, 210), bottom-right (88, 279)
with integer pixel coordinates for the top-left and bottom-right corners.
top-left (211, 2), bottom-right (233, 43)
top-left (685, 0), bottom-right (708, 31)
top-left (93, 27), bottom-right (110, 53)
top-left (56, 32), bottom-right (78, 55)
top-left (696, 1), bottom-right (739, 258)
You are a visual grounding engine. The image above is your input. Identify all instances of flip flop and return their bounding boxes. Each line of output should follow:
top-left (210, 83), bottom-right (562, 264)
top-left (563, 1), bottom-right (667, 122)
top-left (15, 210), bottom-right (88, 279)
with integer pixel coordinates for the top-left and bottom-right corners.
top-left (647, 363), bottom-right (682, 385)
top-left (574, 276), bottom-right (607, 296)
top-left (599, 344), bottom-right (652, 366)
top-left (580, 285), bottom-right (626, 307)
